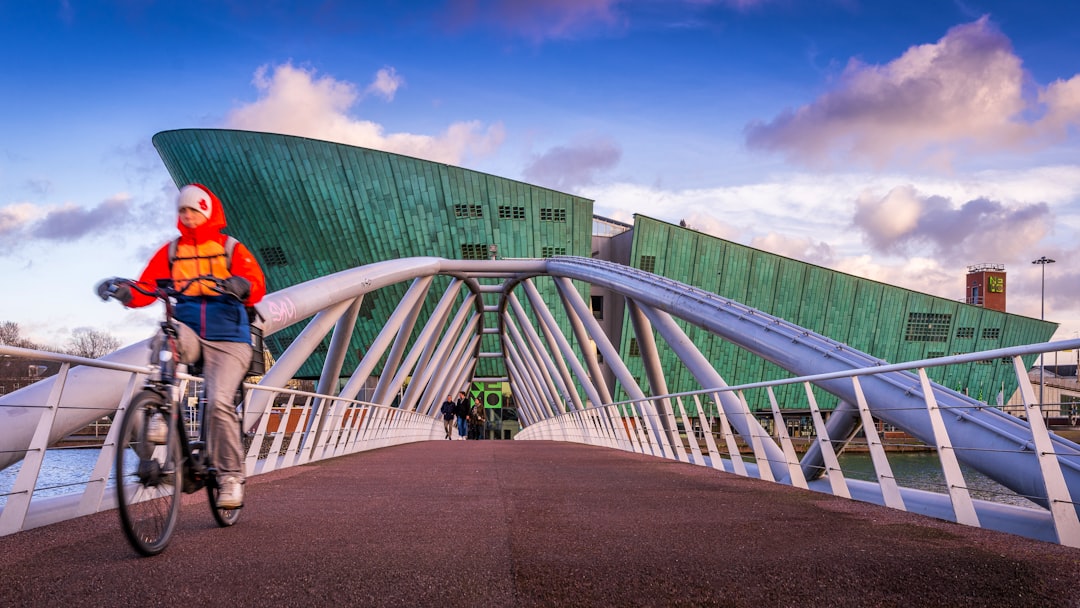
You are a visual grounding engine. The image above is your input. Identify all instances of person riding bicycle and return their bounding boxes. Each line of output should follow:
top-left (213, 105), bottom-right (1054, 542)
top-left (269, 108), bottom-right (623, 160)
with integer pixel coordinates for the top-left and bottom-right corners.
top-left (98, 183), bottom-right (266, 509)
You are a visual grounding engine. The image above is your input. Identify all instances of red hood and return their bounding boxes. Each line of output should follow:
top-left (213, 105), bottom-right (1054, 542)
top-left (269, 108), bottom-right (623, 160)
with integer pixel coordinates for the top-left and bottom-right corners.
top-left (176, 183), bottom-right (228, 242)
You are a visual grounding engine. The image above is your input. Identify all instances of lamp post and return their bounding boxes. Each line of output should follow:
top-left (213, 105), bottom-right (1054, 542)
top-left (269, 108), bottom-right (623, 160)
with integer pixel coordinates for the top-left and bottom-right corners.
top-left (1032, 256), bottom-right (1056, 406)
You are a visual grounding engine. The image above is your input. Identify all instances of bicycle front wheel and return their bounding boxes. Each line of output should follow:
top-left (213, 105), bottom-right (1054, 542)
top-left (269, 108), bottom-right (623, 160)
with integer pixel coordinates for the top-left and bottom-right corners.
top-left (115, 390), bottom-right (183, 556)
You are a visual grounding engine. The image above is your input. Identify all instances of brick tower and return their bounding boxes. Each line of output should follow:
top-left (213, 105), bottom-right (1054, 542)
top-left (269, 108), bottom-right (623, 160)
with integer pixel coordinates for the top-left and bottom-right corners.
top-left (966, 263), bottom-right (1006, 312)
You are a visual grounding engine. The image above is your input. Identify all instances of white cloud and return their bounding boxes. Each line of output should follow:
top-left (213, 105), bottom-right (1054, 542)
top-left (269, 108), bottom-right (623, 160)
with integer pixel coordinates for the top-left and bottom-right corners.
top-left (365, 67), bottom-right (404, 101)
top-left (745, 16), bottom-right (1080, 169)
top-left (225, 62), bottom-right (505, 165)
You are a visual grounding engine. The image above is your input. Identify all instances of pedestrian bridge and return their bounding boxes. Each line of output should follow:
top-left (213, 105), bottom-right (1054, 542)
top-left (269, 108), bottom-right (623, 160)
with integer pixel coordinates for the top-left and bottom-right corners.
top-left (2, 256), bottom-right (1080, 559)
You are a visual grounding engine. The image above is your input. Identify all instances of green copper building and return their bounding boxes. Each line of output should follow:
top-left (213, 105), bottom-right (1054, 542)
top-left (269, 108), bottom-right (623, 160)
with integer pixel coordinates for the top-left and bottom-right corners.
top-left (151, 129), bottom-right (1056, 411)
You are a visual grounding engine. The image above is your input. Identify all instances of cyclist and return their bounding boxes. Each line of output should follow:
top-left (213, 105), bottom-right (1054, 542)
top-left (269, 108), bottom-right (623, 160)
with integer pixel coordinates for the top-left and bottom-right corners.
top-left (98, 183), bottom-right (266, 508)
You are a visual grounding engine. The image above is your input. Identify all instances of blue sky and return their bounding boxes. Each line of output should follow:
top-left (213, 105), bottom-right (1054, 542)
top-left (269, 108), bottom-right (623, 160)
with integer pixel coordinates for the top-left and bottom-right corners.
top-left (3, 0), bottom-right (1080, 358)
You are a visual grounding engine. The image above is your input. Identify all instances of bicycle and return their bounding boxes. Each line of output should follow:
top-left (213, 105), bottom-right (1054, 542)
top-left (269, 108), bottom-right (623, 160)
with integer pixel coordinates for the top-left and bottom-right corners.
top-left (102, 275), bottom-right (247, 556)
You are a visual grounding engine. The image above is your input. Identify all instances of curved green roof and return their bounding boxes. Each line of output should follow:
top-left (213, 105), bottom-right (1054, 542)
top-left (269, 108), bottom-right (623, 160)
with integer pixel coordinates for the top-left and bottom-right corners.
top-left (153, 129), bottom-right (593, 378)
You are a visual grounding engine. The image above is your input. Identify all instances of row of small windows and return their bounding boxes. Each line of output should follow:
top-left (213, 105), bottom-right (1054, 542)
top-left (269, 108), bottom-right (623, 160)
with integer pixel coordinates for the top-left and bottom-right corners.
top-left (499, 206), bottom-right (526, 220)
top-left (904, 312), bottom-right (952, 342)
top-left (453, 205), bottom-right (567, 221)
top-left (904, 314), bottom-right (1004, 342)
top-left (461, 243), bottom-right (492, 260)
top-left (454, 204), bottom-right (484, 218)
top-left (461, 243), bottom-right (567, 259)
top-left (540, 208), bottom-right (567, 222)
top-left (955, 327), bottom-right (1001, 340)
top-left (975, 357), bottom-right (1016, 366)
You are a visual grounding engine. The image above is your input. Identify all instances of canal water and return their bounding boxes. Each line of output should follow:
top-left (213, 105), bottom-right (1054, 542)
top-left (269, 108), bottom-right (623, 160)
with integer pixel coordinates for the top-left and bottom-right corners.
top-left (0, 447), bottom-right (1034, 509)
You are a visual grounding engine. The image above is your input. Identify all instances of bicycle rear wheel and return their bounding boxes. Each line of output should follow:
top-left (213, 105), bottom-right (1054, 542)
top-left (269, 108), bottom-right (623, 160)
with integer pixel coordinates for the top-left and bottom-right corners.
top-left (115, 390), bottom-right (183, 556)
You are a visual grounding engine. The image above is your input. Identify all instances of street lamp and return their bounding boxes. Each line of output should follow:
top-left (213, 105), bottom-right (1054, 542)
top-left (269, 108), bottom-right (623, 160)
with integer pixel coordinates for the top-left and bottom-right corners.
top-left (1032, 256), bottom-right (1056, 406)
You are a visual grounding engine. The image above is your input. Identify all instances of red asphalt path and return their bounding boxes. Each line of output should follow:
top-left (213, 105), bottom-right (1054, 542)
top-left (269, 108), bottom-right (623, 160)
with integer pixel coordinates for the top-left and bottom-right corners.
top-left (2, 440), bottom-right (1079, 607)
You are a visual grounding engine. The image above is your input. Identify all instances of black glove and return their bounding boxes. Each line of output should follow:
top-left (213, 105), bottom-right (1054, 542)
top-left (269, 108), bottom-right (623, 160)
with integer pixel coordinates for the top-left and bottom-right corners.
top-left (222, 276), bottom-right (251, 301)
top-left (95, 278), bottom-right (132, 305)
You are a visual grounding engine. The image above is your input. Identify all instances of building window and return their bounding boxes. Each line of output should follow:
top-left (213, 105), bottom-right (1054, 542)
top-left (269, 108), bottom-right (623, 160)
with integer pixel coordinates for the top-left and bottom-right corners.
top-left (461, 243), bottom-right (490, 260)
top-left (639, 255), bottom-right (656, 273)
top-left (454, 204), bottom-right (484, 218)
top-left (540, 208), bottom-right (567, 222)
top-left (591, 295), bottom-right (604, 320)
top-left (903, 312), bottom-right (952, 342)
top-left (629, 338), bottom-right (640, 356)
top-left (982, 328), bottom-right (1001, 340)
top-left (498, 205), bottom-right (526, 220)
top-left (927, 351), bottom-right (945, 358)
top-left (956, 327), bottom-right (975, 339)
top-left (541, 246), bottom-right (566, 258)
top-left (1061, 395), bottom-right (1080, 417)
top-left (259, 246), bottom-right (289, 267)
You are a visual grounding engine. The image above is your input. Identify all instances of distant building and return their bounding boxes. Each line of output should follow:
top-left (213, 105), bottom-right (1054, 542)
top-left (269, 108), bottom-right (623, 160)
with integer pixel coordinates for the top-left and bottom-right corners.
top-left (152, 129), bottom-right (1057, 412)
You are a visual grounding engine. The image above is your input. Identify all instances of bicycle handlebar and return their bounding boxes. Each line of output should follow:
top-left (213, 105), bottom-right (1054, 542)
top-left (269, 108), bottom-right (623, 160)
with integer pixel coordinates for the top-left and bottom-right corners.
top-left (102, 275), bottom-right (241, 302)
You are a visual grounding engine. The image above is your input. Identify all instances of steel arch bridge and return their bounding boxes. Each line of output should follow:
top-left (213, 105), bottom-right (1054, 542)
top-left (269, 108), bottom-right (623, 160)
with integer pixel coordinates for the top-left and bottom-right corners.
top-left (2, 256), bottom-right (1080, 545)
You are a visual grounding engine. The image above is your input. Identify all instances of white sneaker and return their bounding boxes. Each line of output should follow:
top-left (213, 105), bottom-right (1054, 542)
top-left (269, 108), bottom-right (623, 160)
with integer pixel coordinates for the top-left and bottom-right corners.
top-left (217, 476), bottom-right (244, 508)
top-left (146, 412), bottom-right (167, 444)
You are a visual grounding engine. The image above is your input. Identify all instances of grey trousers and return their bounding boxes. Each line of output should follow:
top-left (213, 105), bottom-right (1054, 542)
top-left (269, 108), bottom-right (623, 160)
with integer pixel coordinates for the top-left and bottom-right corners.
top-left (170, 323), bottom-right (252, 479)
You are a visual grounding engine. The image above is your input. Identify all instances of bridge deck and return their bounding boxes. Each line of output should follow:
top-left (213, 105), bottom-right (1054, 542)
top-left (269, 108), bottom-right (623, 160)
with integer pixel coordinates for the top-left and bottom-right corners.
top-left (2, 441), bottom-right (1078, 607)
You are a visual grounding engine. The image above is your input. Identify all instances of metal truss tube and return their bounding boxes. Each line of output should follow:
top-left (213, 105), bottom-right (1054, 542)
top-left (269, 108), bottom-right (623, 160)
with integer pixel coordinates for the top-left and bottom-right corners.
top-left (634, 301), bottom-right (788, 480)
top-left (505, 303), bottom-right (573, 415)
top-left (372, 276), bottom-right (435, 405)
top-left (627, 299), bottom-right (687, 463)
top-left (509, 293), bottom-right (585, 412)
top-left (503, 337), bottom-right (541, 419)
top-left (555, 277), bottom-right (672, 458)
top-left (408, 295), bottom-right (475, 415)
top-left (505, 345), bottom-right (544, 425)
top-left (315, 297), bottom-right (363, 399)
top-left (520, 281), bottom-right (607, 409)
top-left (429, 317), bottom-right (480, 408)
top-left (253, 298), bottom-right (355, 431)
top-left (392, 279), bottom-right (464, 411)
top-left (336, 277), bottom-right (438, 405)
top-left (552, 278), bottom-right (617, 404)
top-left (503, 314), bottom-right (559, 418)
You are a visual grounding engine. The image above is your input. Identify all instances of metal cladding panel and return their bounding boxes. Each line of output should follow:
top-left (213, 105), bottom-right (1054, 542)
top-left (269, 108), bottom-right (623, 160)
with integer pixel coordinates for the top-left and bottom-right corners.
top-left (771, 259), bottom-right (807, 329)
top-left (795, 265), bottom-right (833, 335)
top-left (628, 215), bottom-right (1058, 410)
top-left (823, 272), bottom-right (858, 346)
top-left (745, 251), bottom-right (779, 313)
top-left (152, 129), bottom-right (593, 378)
top-left (848, 280), bottom-right (884, 355)
top-left (873, 287), bottom-right (908, 364)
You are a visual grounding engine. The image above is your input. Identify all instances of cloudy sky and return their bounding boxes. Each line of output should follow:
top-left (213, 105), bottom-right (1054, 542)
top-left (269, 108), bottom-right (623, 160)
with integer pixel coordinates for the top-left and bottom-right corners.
top-left (2, 0), bottom-right (1080, 358)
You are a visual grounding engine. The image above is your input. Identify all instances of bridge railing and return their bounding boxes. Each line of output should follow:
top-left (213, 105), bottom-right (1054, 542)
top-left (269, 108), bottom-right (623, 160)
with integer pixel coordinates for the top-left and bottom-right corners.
top-left (0, 345), bottom-right (442, 536)
top-left (516, 341), bottom-right (1080, 548)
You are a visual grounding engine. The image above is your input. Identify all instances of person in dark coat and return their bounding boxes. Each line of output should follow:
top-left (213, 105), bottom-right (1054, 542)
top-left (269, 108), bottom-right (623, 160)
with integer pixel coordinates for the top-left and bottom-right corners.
top-left (440, 396), bottom-right (455, 440)
top-left (454, 391), bottom-right (470, 440)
